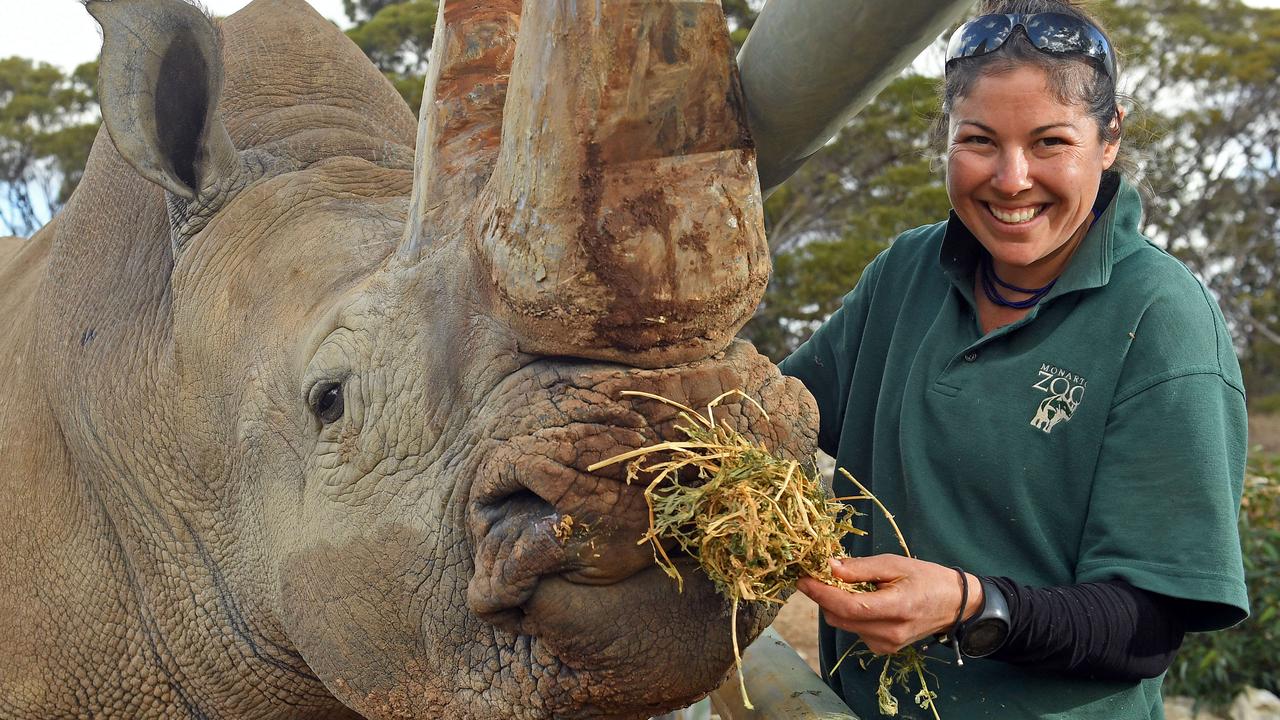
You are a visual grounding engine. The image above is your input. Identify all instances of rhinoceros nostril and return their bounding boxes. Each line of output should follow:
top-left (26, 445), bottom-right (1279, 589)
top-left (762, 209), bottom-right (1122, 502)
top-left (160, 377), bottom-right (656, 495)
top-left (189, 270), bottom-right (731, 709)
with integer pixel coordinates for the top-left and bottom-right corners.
top-left (478, 489), bottom-right (558, 550)
top-left (477, 488), bottom-right (550, 526)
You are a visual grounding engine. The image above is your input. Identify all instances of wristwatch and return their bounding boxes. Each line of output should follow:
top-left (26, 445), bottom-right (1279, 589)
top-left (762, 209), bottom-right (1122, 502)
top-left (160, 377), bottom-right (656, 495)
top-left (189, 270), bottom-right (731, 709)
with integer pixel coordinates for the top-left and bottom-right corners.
top-left (956, 576), bottom-right (1011, 658)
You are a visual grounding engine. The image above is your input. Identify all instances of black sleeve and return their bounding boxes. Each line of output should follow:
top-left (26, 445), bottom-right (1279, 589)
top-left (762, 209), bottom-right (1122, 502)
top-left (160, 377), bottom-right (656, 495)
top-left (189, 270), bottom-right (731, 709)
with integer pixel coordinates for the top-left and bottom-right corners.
top-left (984, 576), bottom-right (1187, 681)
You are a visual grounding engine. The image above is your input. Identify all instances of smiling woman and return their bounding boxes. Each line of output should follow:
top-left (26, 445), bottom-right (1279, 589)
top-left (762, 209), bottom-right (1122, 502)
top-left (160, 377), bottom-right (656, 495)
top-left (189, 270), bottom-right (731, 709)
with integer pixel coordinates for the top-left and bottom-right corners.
top-left (949, 82), bottom-right (1110, 250)
top-left (781, 1), bottom-right (1250, 719)
top-left (945, 66), bottom-right (1122, 332)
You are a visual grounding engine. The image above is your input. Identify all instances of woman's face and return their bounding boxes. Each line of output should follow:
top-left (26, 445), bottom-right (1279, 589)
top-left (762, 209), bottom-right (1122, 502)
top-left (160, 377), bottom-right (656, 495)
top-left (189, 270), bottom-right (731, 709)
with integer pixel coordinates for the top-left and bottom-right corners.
top-left (946, 65), bottom-right (1121, 276)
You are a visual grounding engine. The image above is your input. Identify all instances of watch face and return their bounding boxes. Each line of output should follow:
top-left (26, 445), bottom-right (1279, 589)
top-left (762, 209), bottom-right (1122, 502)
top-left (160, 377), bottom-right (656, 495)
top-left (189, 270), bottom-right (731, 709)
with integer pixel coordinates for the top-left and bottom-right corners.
top-left (962, 619), bottom-right (1009, 657)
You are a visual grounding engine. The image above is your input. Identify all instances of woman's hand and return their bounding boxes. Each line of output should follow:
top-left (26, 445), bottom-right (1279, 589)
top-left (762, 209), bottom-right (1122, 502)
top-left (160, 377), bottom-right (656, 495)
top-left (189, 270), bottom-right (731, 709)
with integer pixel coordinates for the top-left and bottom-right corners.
top-left (796, 555), bottom-right (984, 655)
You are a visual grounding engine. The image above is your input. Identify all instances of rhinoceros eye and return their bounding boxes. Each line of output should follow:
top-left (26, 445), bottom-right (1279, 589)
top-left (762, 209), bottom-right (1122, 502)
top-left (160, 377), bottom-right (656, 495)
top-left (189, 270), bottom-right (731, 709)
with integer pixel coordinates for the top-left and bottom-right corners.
top-left (312, 382), bottom-right (345, 425)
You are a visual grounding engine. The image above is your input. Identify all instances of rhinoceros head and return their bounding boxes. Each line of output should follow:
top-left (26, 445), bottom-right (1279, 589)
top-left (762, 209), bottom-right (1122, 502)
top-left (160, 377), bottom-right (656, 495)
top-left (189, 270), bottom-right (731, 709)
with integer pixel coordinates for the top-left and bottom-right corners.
top-left (70, 0), bottom-right (813, 718)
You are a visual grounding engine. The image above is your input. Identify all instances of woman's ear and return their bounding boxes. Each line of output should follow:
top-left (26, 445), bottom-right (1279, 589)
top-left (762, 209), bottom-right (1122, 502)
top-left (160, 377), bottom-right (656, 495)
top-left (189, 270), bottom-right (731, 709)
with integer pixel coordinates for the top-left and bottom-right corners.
top-left (1102, 105), bottom-right (1126, 170)
top-left (88, 0), bottom-right (239, 201)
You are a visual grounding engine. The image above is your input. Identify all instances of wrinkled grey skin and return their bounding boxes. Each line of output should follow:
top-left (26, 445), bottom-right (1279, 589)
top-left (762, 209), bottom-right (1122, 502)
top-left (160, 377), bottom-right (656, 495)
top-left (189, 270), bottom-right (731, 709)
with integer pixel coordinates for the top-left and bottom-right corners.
top-left (0, 1), bottom-right (813, 718)
top-left (0, 0), bottom-right (964, 717)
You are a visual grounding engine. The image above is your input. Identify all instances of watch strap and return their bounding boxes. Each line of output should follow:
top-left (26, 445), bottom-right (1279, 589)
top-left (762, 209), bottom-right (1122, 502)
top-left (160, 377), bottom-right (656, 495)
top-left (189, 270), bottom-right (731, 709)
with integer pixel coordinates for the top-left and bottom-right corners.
top-left (958, 576), bottom-right (1012, 658)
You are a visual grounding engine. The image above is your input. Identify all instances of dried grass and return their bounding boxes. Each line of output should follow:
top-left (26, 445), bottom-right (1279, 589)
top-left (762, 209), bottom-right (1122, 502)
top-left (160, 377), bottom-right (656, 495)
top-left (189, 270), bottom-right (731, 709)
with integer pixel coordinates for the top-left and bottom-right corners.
top-left (587, 390), bottom-right (940, 717)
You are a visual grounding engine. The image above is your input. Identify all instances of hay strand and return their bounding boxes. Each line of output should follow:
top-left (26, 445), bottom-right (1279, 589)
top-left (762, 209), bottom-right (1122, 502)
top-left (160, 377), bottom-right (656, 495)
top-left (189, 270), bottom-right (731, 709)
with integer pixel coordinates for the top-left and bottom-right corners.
top-left (588, 391), bottom-right (941, 716)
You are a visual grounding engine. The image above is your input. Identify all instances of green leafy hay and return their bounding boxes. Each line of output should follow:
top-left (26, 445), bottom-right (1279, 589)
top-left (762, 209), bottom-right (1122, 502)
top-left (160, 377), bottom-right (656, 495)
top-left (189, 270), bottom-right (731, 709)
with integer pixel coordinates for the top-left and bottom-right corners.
top-left (587, 390), bottom-right (940, 717)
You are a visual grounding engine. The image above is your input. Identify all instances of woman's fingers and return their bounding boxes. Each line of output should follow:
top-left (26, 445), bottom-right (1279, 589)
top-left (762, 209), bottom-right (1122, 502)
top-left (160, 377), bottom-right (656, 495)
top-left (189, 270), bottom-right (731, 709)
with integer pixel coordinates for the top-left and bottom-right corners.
top-left (797, 575), bottom-right (881, 617)
top-left (795, 554), bottom-right (977, 654)
top-left (798, 568), bottom-right (904, 621)
top-left (795, 583), bottom-right (918, 652)
top-left (827, 554), bottom-right (912, 584)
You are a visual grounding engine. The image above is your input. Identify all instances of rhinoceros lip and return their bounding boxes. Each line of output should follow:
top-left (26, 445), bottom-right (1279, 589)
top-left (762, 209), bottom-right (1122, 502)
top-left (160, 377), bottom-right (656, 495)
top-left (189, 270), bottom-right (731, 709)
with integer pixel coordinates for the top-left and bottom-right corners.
top-left (468, 477), bottom-right (769, 715)
top-left (465, 343), bottom-right (797, 636)
top-left (467, 418), bottom-right (662, 625)
top-left (517, 563), bottom-right (770, 703)
top-left (468, 491), bottom-right (571, 616)
top-left (467, 482), bottom-right (660, 626)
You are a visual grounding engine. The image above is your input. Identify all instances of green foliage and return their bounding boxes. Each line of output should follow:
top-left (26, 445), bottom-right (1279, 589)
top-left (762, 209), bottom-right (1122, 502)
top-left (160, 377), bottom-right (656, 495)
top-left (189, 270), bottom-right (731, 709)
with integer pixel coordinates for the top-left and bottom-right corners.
top-left (722, 0), bottom-right (760, 49)
top-left (343, 0), bottom-right (436, 115)
top-left (342, 0), bottom-right (401, 24)
top-left (345, 0), bottom-right (437, 75)
top-left (386, 71), bottom-right (425, 118)
top-left (1165, 455), bottom-right (1280, 709)
top-left (1093, 0), bottom-right (1280, 401)
top-left (0, 57), bottom-right (99, 235)
top-left (741, 74), bottom-right (949, 361)
top-left (1252, 394), bottom-right (1280, 417)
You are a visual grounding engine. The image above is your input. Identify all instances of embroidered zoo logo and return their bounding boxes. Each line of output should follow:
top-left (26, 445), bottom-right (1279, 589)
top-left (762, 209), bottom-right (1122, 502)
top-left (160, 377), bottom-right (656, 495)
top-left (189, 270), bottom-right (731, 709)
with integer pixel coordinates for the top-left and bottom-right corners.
top-left (1030, 364), bottom-right (1087, 434)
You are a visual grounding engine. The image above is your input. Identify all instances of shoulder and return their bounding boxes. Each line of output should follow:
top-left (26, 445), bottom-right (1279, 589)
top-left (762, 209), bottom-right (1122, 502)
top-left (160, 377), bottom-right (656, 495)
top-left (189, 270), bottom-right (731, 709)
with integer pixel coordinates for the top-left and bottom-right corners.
top-left (820, 218), bottom-right (949, 313)
top-left (1107, 234), bottom-right (1244, 401)
top-left (882, 219), bottom-right (949, 267)
top-left (1110, 233), bottom-right (1207, 305)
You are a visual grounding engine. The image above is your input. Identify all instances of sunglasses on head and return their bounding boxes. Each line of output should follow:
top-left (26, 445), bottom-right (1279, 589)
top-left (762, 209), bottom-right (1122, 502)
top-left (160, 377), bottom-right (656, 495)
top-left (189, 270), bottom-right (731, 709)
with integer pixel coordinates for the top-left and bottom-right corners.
top-left (945, 12), bottom-right (1117, 81)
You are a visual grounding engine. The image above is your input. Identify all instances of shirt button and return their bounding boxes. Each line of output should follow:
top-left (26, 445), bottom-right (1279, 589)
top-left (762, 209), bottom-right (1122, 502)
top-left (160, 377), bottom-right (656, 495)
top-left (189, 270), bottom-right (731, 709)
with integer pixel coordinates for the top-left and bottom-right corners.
top-left (964, 352), bottom-right (978, 362)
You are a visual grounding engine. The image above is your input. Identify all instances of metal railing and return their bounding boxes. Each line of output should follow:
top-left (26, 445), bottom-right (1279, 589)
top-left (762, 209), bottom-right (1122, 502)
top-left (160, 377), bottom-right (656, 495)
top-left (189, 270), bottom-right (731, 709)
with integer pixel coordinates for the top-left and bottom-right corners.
top-left (709, 628), bottom-right (859, 719)
top-left (652, 628), bottom-right (859, 719)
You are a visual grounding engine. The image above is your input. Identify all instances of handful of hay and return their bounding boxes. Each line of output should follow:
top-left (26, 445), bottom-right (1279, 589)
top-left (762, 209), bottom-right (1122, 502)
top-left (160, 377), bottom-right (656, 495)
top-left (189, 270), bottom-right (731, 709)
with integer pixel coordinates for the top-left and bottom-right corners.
top-left (586, 390), bottom-right (940, 718)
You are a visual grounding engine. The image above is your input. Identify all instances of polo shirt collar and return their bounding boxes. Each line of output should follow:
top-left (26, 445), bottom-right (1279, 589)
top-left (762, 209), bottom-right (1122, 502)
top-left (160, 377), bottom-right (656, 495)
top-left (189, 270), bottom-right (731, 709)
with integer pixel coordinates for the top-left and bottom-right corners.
top-left (938, 173), bottom-right (1142, 304)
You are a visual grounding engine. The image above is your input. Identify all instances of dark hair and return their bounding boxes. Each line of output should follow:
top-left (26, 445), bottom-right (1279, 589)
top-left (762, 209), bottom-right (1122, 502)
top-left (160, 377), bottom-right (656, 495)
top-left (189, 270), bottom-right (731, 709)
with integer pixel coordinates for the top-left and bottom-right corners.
top-left (932, 0), bottom-right (1140, 182)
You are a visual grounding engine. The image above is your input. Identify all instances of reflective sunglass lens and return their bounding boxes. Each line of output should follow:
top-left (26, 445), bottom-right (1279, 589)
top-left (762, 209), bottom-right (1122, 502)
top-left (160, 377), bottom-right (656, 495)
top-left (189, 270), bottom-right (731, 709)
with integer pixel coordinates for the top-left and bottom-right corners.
top-left (945, 12), bottom-right (1115, 80)
top-left (948, 15), bottom-right (1014, 60)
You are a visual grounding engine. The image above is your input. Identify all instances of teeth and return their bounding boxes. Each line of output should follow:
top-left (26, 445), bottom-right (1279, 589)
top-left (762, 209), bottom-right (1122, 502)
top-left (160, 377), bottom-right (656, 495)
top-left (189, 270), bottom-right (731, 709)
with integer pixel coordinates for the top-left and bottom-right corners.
top-left (989, 204), bottom-right (1041, 224)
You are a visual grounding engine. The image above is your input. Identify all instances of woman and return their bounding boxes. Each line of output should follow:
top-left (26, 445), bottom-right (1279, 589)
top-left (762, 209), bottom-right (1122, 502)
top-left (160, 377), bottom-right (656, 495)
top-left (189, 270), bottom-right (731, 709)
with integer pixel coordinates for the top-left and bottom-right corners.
top-left (781, 1), bottom-right (1249, 717)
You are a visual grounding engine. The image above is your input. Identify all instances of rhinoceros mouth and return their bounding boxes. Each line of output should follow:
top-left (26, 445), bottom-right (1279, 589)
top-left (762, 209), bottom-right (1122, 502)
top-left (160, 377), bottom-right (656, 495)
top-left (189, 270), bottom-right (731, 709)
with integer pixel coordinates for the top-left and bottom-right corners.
top-left (464, 342), bottom-right (800, 648)
top-left (464, 402), bottom-right (761, 715)
top-left (450, 342), bottom-right (815, 716)
top-left (466, 433), bottom-right (661, 625)
top-left (467, 358), bottom-right (744, 613)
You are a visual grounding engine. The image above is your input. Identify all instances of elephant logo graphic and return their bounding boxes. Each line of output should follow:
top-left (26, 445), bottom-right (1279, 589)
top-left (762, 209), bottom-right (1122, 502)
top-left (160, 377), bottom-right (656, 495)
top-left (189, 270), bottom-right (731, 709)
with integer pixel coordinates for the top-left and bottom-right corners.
top-left (1031, 364), bottom-right (1087, 434)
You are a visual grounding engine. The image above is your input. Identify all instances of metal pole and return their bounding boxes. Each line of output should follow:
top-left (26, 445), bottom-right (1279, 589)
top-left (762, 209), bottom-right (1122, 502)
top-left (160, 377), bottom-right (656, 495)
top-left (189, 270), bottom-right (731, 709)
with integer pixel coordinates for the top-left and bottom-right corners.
top-left (709, 628), bottom-right (862, 719)
top-left (738, 0), bottom-right (976, 195)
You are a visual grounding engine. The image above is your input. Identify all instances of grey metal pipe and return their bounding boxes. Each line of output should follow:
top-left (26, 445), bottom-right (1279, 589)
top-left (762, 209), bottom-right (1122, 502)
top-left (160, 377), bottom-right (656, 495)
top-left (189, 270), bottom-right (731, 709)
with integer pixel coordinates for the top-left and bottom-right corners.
top-left (738, 0), bottom-right (976, 195)
top-left (708, 627), bottom-right (860, 719)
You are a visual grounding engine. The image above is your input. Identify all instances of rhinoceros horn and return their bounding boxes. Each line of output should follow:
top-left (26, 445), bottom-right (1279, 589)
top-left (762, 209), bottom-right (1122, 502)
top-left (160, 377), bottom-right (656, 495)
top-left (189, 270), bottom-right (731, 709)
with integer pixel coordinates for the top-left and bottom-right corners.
top-left (402, 0), bottom-right (768, 369)
top-left (401, 1), bottom-right (521, 247)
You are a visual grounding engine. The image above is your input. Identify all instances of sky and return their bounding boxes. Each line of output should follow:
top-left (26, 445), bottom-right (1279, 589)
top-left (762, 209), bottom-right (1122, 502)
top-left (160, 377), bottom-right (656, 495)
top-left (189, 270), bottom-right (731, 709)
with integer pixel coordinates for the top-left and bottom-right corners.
top-left (3, 0), bottom-right (1279, 73)
top-left (1, 0), bottom-right (352, 72)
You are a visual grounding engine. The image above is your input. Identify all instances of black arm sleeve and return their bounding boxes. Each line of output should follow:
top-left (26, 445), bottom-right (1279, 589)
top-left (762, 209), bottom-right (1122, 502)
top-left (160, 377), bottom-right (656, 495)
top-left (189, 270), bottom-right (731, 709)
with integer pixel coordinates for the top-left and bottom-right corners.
top-left (983, 577), bottom-right (1187, 681)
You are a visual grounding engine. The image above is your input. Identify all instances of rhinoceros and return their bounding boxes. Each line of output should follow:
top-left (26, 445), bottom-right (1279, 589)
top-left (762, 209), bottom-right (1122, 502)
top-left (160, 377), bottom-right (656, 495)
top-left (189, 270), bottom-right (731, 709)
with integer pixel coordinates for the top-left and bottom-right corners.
top-left (0, 0), bottom-right (967, 717)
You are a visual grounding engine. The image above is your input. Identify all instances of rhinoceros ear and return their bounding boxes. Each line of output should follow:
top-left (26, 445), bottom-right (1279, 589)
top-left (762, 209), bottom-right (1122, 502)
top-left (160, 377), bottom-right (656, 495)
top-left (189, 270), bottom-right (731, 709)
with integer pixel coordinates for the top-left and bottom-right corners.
top-left (87, 0), bottom-right (238, 201)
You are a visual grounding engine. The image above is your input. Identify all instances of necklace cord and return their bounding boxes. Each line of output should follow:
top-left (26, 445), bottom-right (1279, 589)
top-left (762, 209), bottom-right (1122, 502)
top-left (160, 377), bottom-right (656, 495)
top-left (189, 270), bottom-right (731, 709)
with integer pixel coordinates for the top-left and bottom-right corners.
top-left (981, 256), bottom-right (1056, 309)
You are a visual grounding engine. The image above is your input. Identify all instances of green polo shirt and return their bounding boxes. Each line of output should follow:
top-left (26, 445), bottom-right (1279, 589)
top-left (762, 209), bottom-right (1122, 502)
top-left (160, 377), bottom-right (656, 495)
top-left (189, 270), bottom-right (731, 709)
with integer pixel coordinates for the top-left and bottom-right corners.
top-left (779, 176), bottom-right (1249, 719)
